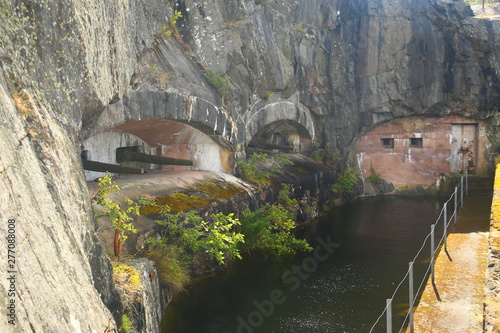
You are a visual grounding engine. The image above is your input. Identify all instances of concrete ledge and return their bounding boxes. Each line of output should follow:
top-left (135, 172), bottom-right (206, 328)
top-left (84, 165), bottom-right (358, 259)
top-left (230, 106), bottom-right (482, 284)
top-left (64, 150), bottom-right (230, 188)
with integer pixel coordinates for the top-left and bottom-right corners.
top-left (484, 164), bottom-right (500, 332)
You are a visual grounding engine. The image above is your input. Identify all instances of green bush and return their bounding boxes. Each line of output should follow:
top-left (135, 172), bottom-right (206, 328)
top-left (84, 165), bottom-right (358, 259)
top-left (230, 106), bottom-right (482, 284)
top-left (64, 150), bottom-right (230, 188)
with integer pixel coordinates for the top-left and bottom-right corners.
top-left (120, 314), bottom-right (135, 333)
top-left (92, 174), bottom-right (144, 260)
top-left (237, 153), bottom-right (294, 190)
top-left (368, 163), bottom-right (383, 185)
top-left (163, 10), bottom-right (182, 36)
top-left (239, 204), bottom-right (312, 257)
top-left (368, 172), bottom-right (383, 185)
top-left (332, 167), bottom-right (359, 194)
top-left (146, 247), bottom-right (191, 293)
top-left (146, 209), bottom-right (244, 266)
top-left (277, 184), bottom-right (298, 207)
top-left (202, 69), bottom-right (229, 95)
top-left (313, 147), bottom-right (339, 166)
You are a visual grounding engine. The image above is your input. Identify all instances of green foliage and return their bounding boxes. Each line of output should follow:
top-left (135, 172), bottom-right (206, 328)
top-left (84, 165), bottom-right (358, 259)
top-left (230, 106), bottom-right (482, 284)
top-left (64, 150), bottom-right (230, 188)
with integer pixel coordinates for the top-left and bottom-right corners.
top-left (163, 10), bottom-right (183, 36)
top-left (255, 0), bottom-right (264, 4)
top-left (120, 314), bottom-right (135, 333)
top-left (92, 174), bottom-right (144, 258)
top-left (145, 196), bottom-right (311, 287)
top-left (368, 172), bottom-right (383, 185)
top-left (278, 184), bottom-right (298, 207)
top-left (313, 147), bottom-right (339, 166)
top-left (202, 69), bottom-right (229, 95)
top-left (201, 212), bottom-right (245, 264)
top-left (368, 163), bottom-right (383, 185)
top-left (145, 208), bottom-right (244, 291)
top-left (239, 204), bottom-right (312, 257)
top-left (266, 90), bottom-right (275, 99)
top-left (237, 153), bottom-right (294, 190)
top-left (146, 208), bottom-right (245, 266)
top-left (332, 167), bottom-right (359, 194)
top-left (146, 247), bottom-right (191, 292)
top-left (150, 64), bottom-right (159, 72)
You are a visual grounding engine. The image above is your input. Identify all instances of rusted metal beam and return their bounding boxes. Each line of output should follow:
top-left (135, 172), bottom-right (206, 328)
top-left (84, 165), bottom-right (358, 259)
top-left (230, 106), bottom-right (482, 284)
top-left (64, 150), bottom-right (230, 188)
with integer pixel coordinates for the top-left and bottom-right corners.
top-left (82, 159), bottom-right (145, 174)
top-left (116, 151), bottom-right (193, 166)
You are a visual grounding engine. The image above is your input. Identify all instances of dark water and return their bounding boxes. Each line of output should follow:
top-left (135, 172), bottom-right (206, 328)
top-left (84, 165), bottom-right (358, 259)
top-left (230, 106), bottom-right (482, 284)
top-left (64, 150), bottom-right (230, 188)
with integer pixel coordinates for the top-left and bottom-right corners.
top-left (161, 195), bottom-right (447, 333)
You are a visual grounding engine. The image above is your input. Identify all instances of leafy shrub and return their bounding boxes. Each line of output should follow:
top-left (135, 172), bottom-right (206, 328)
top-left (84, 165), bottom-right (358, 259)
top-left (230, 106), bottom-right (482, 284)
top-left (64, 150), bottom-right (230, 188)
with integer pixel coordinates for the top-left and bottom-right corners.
top-left (368, 163), bottom-right (383, 185)
top-left (313, 147), bottom-right (339, 166)
top-left (368, 172), bottom-right (383, 185)
top-left (239, 204), bottom-right (312, 257)
top-left (120, 314), bottom-right (135, 333)
top-left (146, 248), bottom-right (191, 292)
top-left (278, 184), bottom-right (298, 207)
top-left (332, 167), bottom-right (359, 194)
top-left (163, 10), bottom-right (182, 36)
top-left (146, 208), bottom-right (244, 266)
top-left (237, 153), bottom-right (294, 190)
top-left (92, 174), bottom-right (144, 260)
top-left (202, 69), bottom-right (229, 95)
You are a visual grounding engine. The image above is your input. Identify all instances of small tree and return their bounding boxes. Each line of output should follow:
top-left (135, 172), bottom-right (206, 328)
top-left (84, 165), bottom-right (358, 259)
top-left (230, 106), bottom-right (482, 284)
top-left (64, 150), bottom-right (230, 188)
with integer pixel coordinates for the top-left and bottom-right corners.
top-left (237, 153), bottom-right (294, 190)
top-left (332, 167), bottom-right (359, 195)
top-left (239, 204), bottom-right (312, 257)
top-left (145, 205), bottom-right (245, 266)
top-left (92, 174), bottom-right (142, 260)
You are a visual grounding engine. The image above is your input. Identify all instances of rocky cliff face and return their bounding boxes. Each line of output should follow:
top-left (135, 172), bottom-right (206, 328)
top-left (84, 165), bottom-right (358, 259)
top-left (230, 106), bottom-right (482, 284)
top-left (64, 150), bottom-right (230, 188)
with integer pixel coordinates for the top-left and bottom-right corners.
top-left (0, 1), bottom-right (166, 331)
top-left (87, 0), bottom-right (500, 160)
top-left (1, 0), bottom-right (500, 331)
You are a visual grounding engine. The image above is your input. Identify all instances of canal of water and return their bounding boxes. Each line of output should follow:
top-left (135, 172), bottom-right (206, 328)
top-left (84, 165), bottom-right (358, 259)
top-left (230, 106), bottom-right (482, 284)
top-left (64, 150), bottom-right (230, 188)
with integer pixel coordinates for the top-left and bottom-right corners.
top-left (161, 195), bottom-right (448, 333)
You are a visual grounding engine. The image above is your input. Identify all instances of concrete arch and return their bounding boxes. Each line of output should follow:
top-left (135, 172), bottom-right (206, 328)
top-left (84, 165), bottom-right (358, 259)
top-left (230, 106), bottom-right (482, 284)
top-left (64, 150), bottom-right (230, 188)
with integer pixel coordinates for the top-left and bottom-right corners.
top-left (82, 118), bottom-right (234, 180)
top-left (93, 91), bottom-right (239, 148)
top-left (244, 101), bottom-right (316, 147)
top-left (247, 119), bottom-right (313, 154)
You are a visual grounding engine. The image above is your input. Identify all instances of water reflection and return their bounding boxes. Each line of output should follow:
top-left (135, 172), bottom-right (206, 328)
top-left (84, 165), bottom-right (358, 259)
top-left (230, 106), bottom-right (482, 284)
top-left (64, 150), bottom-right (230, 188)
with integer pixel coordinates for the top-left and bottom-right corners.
top-left (162, 195), bottom-right (445, 333)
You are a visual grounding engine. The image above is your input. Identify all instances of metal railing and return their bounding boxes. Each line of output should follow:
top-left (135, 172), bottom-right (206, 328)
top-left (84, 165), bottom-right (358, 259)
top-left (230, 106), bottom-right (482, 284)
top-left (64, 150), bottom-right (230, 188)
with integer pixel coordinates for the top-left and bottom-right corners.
top-left (369, 170), bottom-right (469, 333)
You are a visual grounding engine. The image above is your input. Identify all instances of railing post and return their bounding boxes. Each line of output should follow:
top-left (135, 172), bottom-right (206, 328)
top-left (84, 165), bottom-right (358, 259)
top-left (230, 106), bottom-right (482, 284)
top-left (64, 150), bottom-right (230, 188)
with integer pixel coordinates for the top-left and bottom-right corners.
top-left (466, 169), bottom-right (469, 196)
top-left (454, 186), bottom-right (458, 225)
top-left (386, 298), bottom-right (392, 333)
top-left (443, 202), bottom-right (448, 251)
top-left (409, 262), bottom-right (414, 333)
top-left (461, 176), bottom-right (464, 207)
top-left (431, 224), bottom-right (435, 285)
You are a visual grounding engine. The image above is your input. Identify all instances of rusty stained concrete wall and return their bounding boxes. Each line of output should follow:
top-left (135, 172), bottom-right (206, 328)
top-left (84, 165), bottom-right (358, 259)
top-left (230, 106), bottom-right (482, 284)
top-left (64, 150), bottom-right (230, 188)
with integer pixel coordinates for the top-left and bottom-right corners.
top-left (83, 119), bottom-right (233, 180)
top-left (356, 116), bottom-right (490, 188)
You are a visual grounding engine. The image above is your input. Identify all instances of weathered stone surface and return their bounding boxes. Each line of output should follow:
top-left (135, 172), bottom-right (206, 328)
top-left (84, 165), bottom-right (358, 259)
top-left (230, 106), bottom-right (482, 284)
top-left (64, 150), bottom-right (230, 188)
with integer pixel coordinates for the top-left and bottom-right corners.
top-left (127, 258), bottom-right (169, 333)
top-left (0, 1), bottom-right (168, 331)
top-left (86, 0), bottom-right (500, 161)
top-left (0, 72), bottom-right (117, 332)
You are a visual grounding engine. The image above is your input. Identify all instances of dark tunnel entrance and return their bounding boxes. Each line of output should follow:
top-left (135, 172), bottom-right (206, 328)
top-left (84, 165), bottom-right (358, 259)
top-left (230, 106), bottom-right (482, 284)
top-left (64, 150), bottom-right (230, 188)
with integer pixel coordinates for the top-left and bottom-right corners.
top-left (246, 120), bottom-right (313, 155)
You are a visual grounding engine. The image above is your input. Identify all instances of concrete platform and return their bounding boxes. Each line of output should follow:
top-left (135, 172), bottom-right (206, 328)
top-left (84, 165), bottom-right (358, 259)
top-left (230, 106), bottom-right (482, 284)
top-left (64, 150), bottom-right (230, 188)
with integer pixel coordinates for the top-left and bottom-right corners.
top-left (410, 177), bottom-right (493, 332)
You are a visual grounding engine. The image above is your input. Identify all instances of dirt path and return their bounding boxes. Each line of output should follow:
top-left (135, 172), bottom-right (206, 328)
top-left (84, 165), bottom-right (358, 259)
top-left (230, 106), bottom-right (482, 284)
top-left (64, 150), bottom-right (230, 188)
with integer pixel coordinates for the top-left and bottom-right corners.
top-left (472, 4), bottom-right (500, 20)
top-left (410, 178), bottom-right (493, 332)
